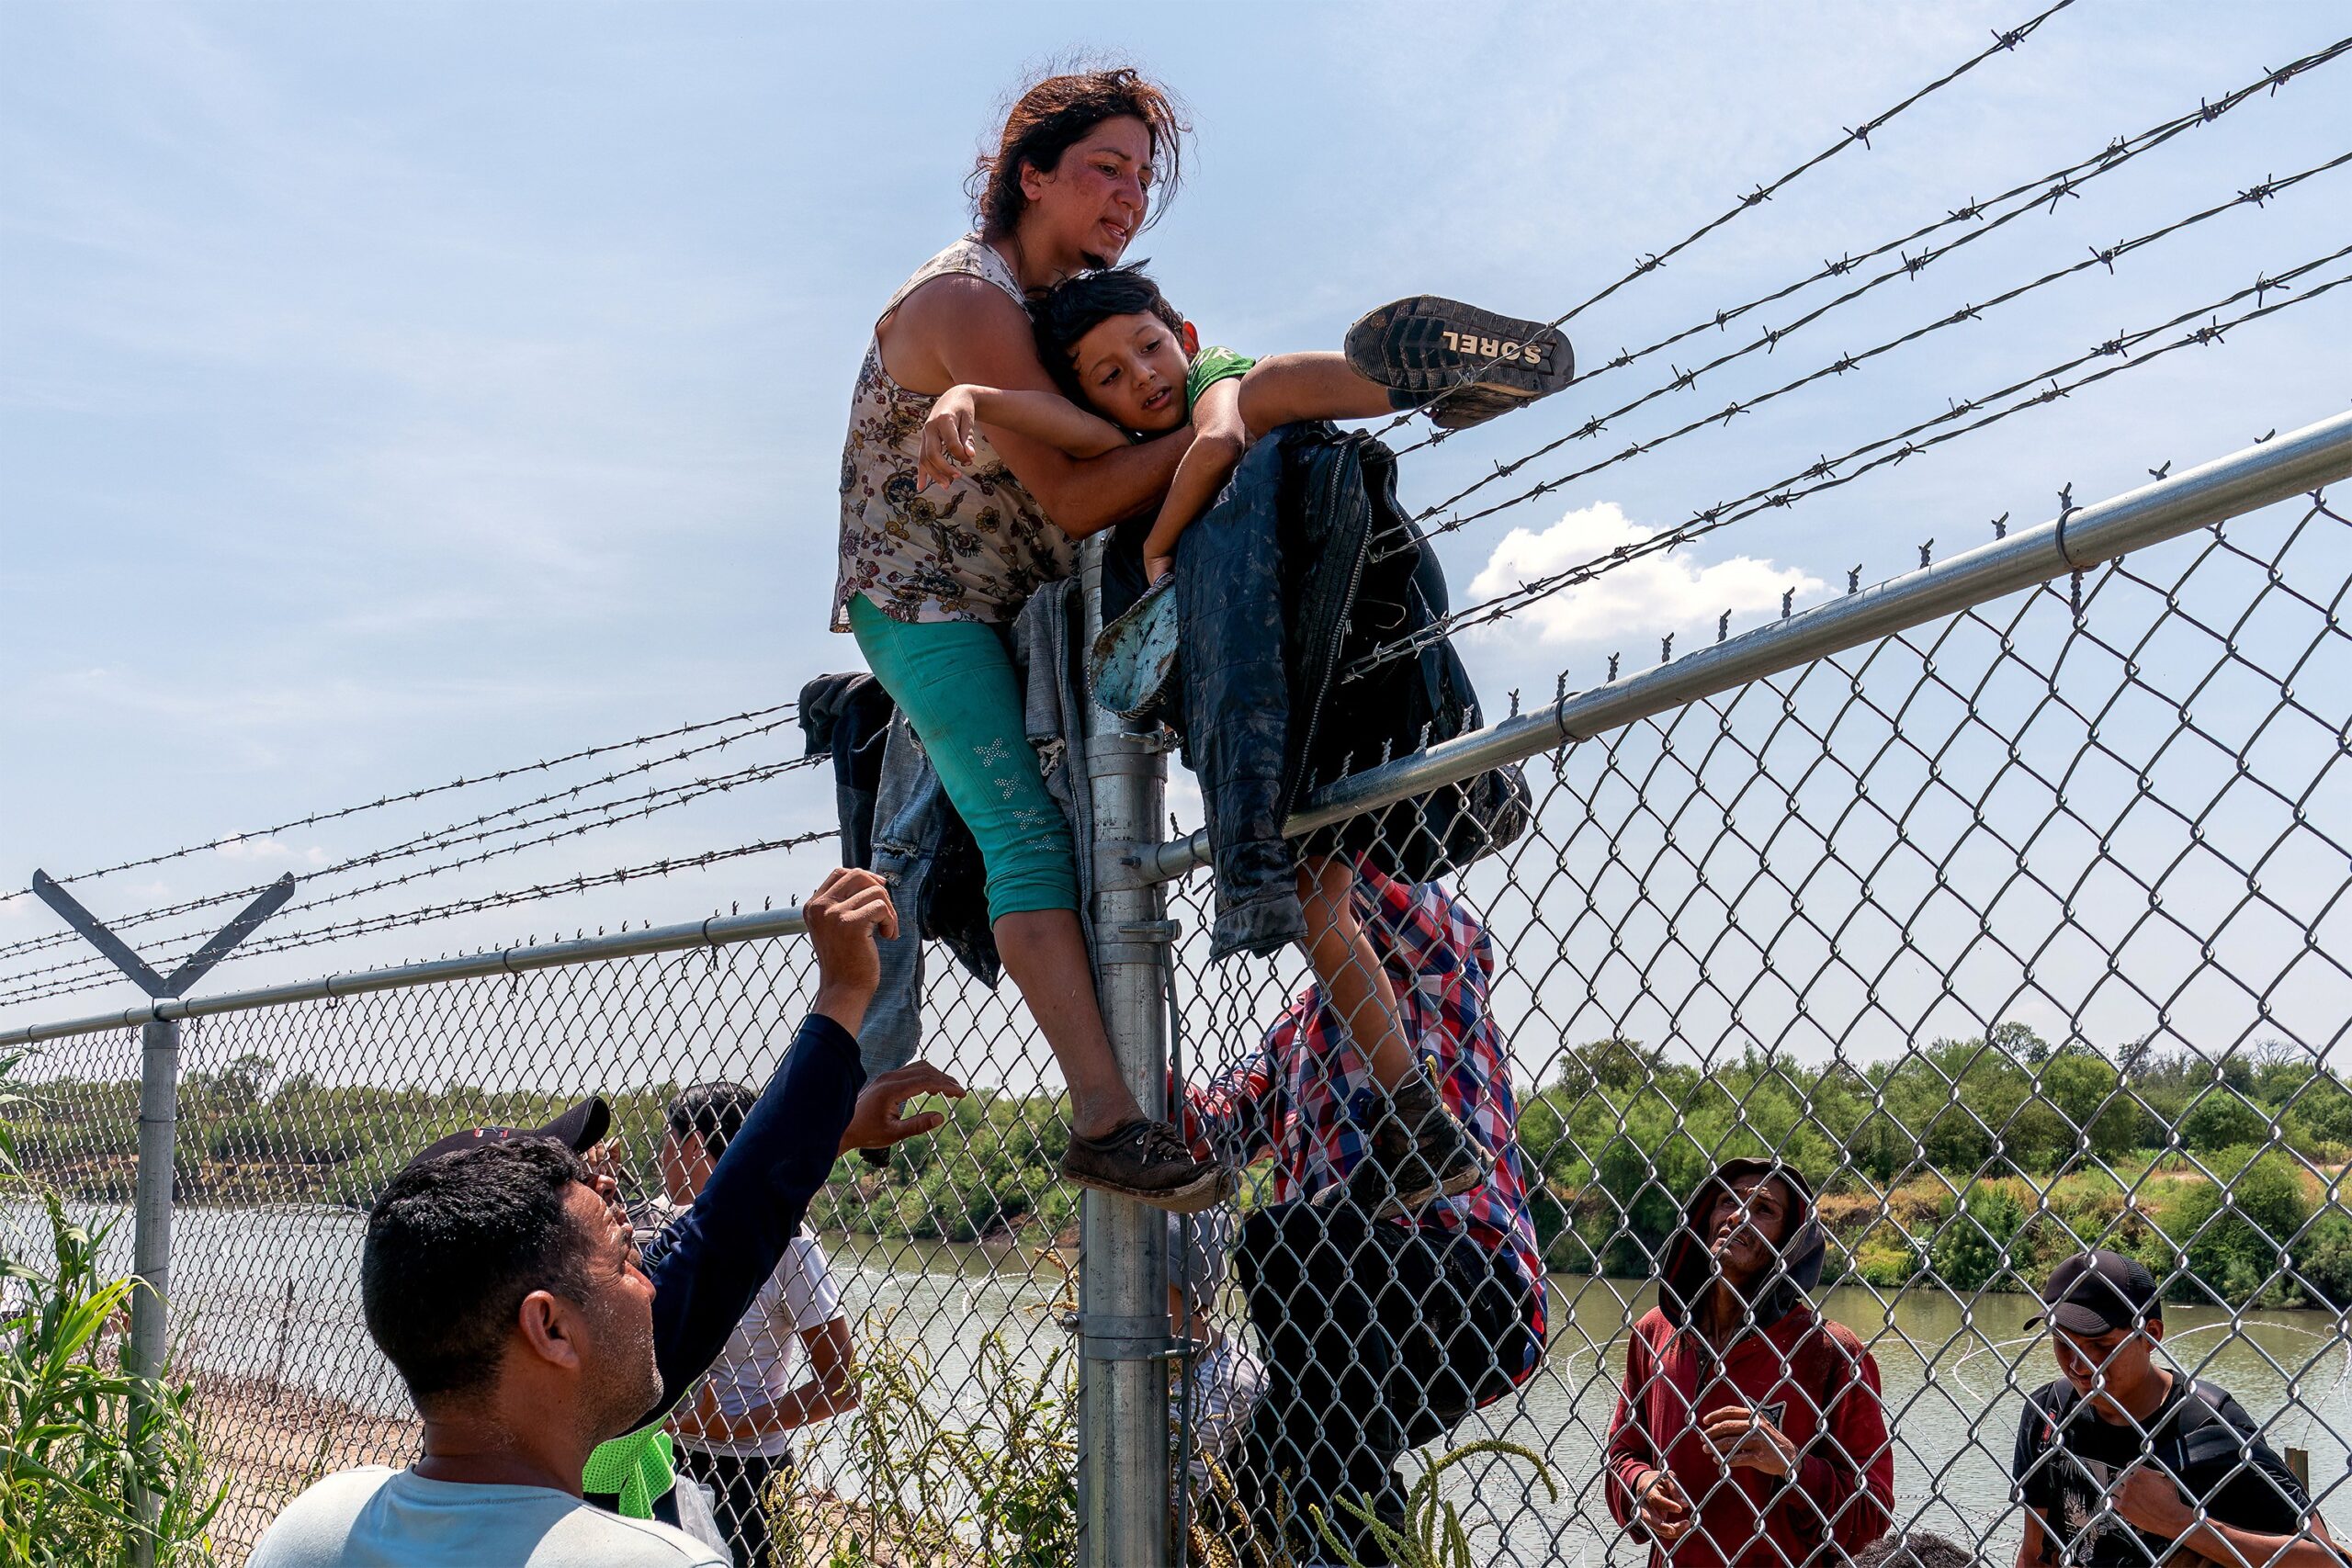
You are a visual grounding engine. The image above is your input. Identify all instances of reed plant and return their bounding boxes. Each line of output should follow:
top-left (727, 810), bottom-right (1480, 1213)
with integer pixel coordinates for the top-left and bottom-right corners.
top-left (0, 1050), bottom-right (222, 1566)
top-left (1312, 1439), bottom-right (1556, 1568)
top-left (775, 1251), bottom-right (1078, 1568)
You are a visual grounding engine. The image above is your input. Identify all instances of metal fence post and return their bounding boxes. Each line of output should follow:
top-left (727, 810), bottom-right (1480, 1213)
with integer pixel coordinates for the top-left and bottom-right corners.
top-left (127, 1017), bottom-right (182, 1567)
top-left (1077, 540), bottom-right (1173, 1568)
top-left (21, 868), bottom-right (291, 1562)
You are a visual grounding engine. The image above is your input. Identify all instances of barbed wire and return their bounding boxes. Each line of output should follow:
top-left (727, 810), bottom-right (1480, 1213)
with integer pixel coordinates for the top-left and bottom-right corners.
top-left (0, 699), bottom-right (799, 904)
top-left (1370, 143), bottom-right (2352, 563)
top-left (0, 753), bottom-right (825, 997)
top-left (0, 711), bottom-right (810, 966)
top-left (1367, 0), bottom-right (2080, 444)
top-left (1343, 243), bottom-right (2352, 679)
top-left (0, 829), bottom-right (840, 1010)
top-left (1388, 36), bottom-right (2352, 509)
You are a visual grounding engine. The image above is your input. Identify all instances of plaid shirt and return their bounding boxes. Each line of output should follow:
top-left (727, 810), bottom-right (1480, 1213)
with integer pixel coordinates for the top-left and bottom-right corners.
top-left (1184, 872), bottom-right (1545, 1382)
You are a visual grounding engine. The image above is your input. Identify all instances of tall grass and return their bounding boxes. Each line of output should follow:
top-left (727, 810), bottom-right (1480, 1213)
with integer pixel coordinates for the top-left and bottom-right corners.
top-left (775, 1253), bottom-right (1079, 1568)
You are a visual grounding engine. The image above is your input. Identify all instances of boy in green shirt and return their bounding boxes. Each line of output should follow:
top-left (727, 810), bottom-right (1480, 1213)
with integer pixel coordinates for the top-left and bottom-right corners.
top-left (917, 266), bottom-right (1571, 1218)
top-left (917, 265), bottom-right (1571, 582)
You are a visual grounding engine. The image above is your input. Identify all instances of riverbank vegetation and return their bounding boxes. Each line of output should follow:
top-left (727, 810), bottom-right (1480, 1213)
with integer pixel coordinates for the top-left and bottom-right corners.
top-left (0, 1052), bottom-right (221, 1566)
top-left (19, 1027), bottom-right (2352, 1308)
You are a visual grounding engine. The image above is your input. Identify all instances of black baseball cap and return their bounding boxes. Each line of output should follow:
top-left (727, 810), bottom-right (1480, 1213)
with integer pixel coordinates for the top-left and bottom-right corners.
top-left (2028, 1249), bottom-right (2162, 1335)
top-left (402, 1095), bottom-right (612, 1173)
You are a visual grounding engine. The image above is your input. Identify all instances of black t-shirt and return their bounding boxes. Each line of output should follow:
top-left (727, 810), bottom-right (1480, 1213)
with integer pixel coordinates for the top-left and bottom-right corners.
top-left (2013, 1375), bottom-right (2313, 1566)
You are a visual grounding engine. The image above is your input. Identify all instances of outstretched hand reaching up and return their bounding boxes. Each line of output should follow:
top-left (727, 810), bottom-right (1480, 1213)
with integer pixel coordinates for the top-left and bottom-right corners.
top-left (805, 867), bottom-right (899, 1035)
top-left (839, 1061), bottom-right (966, 1156)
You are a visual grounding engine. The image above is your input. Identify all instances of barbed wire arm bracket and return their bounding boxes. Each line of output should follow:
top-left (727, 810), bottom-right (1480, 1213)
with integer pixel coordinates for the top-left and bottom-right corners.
top-left (30, 870), bottom-right (295, 998)
top-left (153, 876), bottom-right (297, 997)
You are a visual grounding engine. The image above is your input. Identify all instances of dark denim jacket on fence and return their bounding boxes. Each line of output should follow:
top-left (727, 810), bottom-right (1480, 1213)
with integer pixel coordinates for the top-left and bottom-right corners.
top-left (800, 579), bottom-right (1098, 1075)
top-left (1148, 423), bottom-right (1531, 961)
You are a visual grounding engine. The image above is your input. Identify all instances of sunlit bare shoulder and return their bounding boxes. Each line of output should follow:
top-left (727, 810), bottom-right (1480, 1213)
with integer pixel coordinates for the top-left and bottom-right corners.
top-left (881, 274), bottom-right (1035, 395)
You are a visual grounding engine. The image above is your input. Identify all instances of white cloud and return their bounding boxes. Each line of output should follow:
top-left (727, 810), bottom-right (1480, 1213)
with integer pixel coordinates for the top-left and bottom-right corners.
top-left (1465, 502), bottom-right (1824, 650)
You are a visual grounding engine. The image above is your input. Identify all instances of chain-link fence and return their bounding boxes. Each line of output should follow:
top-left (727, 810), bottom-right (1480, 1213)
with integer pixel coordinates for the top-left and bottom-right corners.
top-left (6, 419), bottom-right (2351, 1567)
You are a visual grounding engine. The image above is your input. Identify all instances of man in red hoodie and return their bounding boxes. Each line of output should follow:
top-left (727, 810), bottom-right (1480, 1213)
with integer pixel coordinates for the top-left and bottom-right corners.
top-left (1604, 1156), bottom-right (1894, 1567)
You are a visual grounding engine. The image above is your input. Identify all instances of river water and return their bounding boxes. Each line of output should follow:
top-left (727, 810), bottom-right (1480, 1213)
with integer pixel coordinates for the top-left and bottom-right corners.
top-left (17, 1203), bottom-right (2350, 1562)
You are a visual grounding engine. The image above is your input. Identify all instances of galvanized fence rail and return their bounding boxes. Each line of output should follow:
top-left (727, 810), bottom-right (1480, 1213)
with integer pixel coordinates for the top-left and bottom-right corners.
top-left (4, 412), bottom-right (2350, 1568)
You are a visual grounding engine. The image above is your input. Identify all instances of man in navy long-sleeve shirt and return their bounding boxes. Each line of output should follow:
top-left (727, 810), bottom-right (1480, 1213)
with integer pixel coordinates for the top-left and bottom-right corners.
top-left (393, 867), bottom-right (963, 1528)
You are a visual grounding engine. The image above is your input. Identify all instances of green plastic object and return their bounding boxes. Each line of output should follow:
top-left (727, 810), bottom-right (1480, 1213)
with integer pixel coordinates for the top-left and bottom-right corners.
top-left (582, 1423), bottom-right (675, 1519)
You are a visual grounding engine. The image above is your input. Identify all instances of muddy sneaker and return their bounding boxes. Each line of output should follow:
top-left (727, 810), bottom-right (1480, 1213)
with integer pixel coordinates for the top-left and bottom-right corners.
top-left (1062, 1118), bottom-right (1236, 1213)
top-left (1317, 1070), bottom-right (1491, 1219)
top-left (1344, 296), bottom-right (1575, 431)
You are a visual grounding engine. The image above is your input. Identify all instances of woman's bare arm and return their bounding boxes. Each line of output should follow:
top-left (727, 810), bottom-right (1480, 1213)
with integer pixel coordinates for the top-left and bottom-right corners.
top-left (883, 275), bottom-right (1188, 536)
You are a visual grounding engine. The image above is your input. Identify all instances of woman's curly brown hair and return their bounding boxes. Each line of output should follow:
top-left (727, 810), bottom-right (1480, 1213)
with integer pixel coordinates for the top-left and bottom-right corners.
top-left (969, 64), bottom-right (1190, 243)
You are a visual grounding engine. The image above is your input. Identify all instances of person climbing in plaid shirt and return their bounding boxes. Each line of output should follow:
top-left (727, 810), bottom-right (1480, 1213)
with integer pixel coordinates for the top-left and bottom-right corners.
top-left (1182, 870), bottom-right (1544, 1566)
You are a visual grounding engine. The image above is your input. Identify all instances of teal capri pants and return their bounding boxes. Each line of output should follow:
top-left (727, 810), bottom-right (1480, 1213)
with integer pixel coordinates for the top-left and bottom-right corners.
top-left (848, 593), bottom-right (1080, 921)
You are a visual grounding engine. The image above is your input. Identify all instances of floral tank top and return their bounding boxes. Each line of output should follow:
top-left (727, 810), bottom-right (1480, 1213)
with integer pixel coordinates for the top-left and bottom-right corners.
top-left (831, 236), bottom-right (1077, 629)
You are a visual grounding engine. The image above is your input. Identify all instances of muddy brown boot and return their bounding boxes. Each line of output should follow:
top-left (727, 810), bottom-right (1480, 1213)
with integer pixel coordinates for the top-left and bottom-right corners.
top-left (1319, 1069), bottom-right (1490, 1219)
top-left (1061, 1118), bottom-right (1236, 1213)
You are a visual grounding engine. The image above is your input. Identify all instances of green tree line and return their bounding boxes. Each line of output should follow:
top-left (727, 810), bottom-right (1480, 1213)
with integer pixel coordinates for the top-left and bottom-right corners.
top-left (18, 1028), bottom-right (2352, 1308)
top-left (1521, 1028), bottom-right (2352, 1308)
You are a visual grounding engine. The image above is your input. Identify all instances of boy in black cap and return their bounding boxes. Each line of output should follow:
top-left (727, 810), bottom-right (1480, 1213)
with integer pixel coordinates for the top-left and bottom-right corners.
top-left (2011, 1248), bottom-right (2339, 1568)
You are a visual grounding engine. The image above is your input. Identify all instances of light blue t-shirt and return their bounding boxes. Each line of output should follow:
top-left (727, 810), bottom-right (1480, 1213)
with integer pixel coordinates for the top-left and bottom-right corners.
top-left (247, 1466), bottom-right (727, 1568)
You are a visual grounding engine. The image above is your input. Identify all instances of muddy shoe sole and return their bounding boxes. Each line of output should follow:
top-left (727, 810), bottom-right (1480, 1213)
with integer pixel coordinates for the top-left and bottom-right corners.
top-left (1344, 296), bottom-right (1575, 403)
top-left (1317, 1143), bottom-right (1492, 1220)
top-left (1061, 1155), bottom-right (1236, 1213)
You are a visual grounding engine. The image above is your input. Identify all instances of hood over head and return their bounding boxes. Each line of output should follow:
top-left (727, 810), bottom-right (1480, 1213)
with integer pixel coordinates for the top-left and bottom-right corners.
top-left (1657, 1156), bottom-right (1824, 1330)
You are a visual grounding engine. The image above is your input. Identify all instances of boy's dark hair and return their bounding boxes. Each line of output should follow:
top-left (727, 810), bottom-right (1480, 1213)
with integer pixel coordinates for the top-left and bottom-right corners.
top-left (665, 1080), bottom-right (755, 1159)
top-left (970, 65), bottom-right (1189, 243)
top-left (361, 1139), bottom-right (594, 1406)
top-left (1029, 264), bottom-right (1186, 394)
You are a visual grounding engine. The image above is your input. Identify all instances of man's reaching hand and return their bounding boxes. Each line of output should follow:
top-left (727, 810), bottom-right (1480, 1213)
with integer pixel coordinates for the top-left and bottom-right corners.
top-left (805, 867), bottom-right (899, 1035)
top-left (840, 1061), bottom-right (965, 1156)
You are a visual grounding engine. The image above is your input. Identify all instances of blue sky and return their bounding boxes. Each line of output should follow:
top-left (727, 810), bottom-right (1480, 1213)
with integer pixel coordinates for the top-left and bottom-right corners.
top-left (4, 1), bottom-right (2347, 1030)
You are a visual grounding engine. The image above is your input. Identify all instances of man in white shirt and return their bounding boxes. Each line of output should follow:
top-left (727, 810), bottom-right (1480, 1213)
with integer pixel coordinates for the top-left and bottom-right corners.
top-left (250, 868), bottom-right (908, 1567)
top-left (657, 1082), bottom-right (857, 1567)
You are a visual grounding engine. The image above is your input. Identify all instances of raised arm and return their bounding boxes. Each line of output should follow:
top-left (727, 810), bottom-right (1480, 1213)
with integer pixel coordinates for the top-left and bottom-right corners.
top-left (883, 274), bottom-right (1190, 536)
top-left (1180, 1015), bottom-right (1286, 1168)
top-left (635, 870), bottom-right (959, 1428)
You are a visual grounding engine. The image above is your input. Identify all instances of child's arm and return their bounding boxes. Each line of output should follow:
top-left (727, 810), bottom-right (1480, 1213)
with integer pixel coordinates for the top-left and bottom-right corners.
top-left (1141, 377), bottom-right (1250, 582)
top-left (1145, 355), bottom-right (1400, 581)
top-left (919, 384), bottom-right (1127, 490)
top-left (1235, 351), bottom-right (1396, 429)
